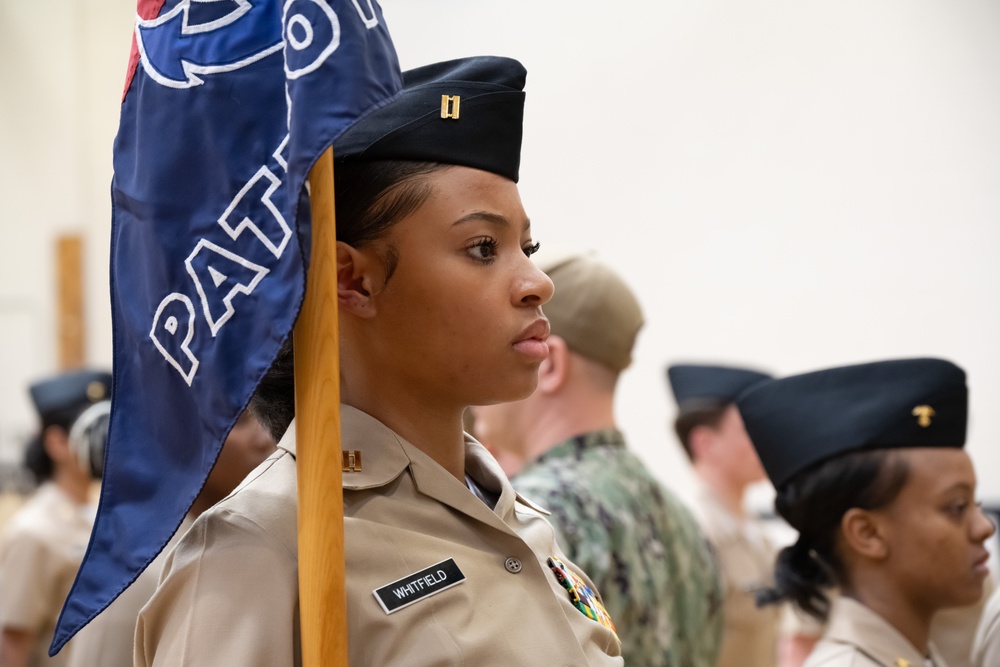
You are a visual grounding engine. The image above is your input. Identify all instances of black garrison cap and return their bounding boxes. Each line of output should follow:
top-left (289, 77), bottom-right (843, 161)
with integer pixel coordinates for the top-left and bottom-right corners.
top-left (736, 358), bottom-right (967, 489)
top-left (334, 56), bottom-right (527, 182)
top-left (29, 369), bottom-right (112, 423)
top-left (667, 364), bottom-right (773, 413)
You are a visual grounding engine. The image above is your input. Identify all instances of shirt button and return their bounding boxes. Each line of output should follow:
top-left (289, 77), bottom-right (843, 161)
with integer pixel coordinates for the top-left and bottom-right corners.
top-left (504, 557), bottom-right (522, 574)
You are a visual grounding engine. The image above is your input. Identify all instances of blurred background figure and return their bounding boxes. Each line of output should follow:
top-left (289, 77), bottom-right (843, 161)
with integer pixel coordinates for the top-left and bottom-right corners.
top-left (68, 409), bottom-right (275, 667)
top-left (930, 573), bottom-right (996, 667)
top-left (667, 364), bottom-right (821, 666)
top-left (473, 253), bottom-right (724, 667)
top-left (0, 370), bottom-right (111, 667)
top-left (973, 583), bottom-right (1000, 667)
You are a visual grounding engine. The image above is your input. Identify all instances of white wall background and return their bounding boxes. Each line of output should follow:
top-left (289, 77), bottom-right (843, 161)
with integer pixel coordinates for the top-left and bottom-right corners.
top-left (0, 0), bottom-right (132, 461)
top-left (2, 1), bottom-right (998, 503)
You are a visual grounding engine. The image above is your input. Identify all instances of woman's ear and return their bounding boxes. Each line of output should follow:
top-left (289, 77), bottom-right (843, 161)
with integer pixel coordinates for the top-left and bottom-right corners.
top-left (42, 425), bottom-right (72, 465)
top-left (336, 242), bottom-right (379, 318)
top-left (537, 335), bottom-right (568, 394)
top-left (841, 508), bottom-right (890, 561)
top-left (688, 425), bottom-right (715, 462)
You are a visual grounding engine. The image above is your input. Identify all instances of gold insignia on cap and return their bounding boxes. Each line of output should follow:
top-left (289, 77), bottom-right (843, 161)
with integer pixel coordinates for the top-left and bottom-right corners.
top-left (86, 381), bottom-right (106, 402)
top-left (342, 450), bottom-right (362, 473)
top-left (894, 659), bottom-right (910, 667)
top-left (912, 405), bottom-right (935, 428)
top-left (440, 95), bottom-right (460, 119)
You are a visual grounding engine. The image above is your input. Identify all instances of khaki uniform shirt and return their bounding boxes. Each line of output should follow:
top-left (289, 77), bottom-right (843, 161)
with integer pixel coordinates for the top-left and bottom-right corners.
top-left (0, 483), bottom-right (95, 667)
top-left (930, 575), bottom-right (994, 667)
top-left (691, 483), bottom-right (779, 667)
top-left (68, 516), bottom-right (192, 667)
top-left (806, 597), bottom-right (948, 667)
top-left (972, 586), bottom-right (1000, 667)
top-left (136, 406), bottom-right (623, 666)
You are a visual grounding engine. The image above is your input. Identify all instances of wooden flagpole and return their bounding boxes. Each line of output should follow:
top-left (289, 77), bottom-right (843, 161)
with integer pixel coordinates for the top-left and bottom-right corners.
top-left (294, 146), bottom-right (348, 666)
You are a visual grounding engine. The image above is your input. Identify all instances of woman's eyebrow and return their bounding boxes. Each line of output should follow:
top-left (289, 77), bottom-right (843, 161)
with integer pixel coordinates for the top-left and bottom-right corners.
top-left (451, 212), bottom-right (532, 232)
top-left (938, 481), bottom-right (974, 495)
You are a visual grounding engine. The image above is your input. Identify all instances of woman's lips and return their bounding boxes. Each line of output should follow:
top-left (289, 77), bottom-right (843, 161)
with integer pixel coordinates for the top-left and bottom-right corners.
top-left (513, 319), bottom-right (550, 360)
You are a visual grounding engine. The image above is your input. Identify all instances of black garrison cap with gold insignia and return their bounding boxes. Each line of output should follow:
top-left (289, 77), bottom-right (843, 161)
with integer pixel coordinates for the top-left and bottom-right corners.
top-left (29, 369), bottom-right (113, 425)
top-left (667, 364), bottom-right (772, 413)
top-left (736, 358), bottom-right (967, 489)
top-left (334, 56), bottom-right (526, 182)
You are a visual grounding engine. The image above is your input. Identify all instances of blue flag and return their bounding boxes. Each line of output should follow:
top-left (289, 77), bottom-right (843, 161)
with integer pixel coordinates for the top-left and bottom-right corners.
top-left (51, 0), bottom-right (401, 654)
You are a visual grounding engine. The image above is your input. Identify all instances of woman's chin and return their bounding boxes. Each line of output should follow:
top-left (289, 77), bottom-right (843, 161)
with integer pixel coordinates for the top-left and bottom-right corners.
top-left (481, 379), bottom-right (539, 405)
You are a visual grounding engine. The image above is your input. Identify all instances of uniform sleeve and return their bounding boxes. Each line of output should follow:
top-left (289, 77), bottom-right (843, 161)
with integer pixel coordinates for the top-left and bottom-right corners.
top-left (134, 508), bottom-right (300, 667)
top-left (0, 530), bottom-right (58, 631)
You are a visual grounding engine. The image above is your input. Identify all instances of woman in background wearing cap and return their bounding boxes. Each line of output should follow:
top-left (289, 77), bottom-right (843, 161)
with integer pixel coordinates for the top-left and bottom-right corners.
top-left (135, 56), bottom-right (623, 667)
top-left (736, 358), bottom-right (995, 667)
top-left (0, 370), bottom-right (110, 667)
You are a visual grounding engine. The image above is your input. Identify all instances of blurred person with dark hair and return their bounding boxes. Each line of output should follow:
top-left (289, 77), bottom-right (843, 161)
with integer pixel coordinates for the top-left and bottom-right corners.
top-left (740, 358), bottom-right (994, 667)
top-left (668, 363), bottom-right (796, 666)
top-left (0, 370), bottom-right (111, 667)
top-left (474, 253), bottom-right (724, 667)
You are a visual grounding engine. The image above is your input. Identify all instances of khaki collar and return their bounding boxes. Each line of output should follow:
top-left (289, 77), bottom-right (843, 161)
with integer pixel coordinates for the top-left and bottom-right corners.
top-left (825, 597), bottom-right (946, 667)
top-left (276, 407), bottom-right (546, 527)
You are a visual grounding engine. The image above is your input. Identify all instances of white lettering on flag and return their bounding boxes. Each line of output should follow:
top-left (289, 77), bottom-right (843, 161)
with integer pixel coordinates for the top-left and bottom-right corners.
top-left (150, 294), bottom-right (200, 385)
top-left (185, 240), bottom-right (269, 336)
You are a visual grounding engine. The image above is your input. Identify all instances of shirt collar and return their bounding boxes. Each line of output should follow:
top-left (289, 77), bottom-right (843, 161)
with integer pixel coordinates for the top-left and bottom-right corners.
top-left (526, 427), bottom-right (626, 468)
top-left (825, 597), bottom-right (944, 666)
top-left (277, 407), bottom-right (524, 525)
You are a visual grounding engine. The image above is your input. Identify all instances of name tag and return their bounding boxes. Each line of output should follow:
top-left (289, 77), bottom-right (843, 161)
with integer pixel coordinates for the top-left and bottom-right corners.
top-left (373, 558), bottom-right (466, 614)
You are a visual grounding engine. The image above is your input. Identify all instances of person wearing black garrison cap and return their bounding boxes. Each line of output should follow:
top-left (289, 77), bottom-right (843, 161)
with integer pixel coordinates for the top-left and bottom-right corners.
top-left (739, 358), bottom-right (994, 667)
top-left (667, 363), bottom-right (798, 667)
top-left (136, 57), bottom-right (623, 667)
top-left (0, 370), bottom-right (110, 667)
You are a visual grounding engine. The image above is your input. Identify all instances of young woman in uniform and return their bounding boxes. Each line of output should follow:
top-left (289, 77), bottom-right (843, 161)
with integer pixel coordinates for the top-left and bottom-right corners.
top-left (135, 56), bottom-right (623, 666)
top-left (735, 358), bottom-right (995, 667)
top-left (0, 370), bottom-right (110, 667)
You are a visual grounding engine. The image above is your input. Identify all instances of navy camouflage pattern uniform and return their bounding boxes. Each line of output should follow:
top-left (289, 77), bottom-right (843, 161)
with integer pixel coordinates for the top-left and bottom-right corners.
top-left (513, 427), bottom-right (725, 667)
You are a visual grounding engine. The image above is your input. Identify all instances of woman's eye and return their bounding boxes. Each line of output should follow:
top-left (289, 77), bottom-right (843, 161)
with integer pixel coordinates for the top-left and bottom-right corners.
top-left (947, 501), bottom-right (969, 517)
top-left (467, 238), bottom-right (498, 262)
top-left (523, 241), bottom-right (541, 258)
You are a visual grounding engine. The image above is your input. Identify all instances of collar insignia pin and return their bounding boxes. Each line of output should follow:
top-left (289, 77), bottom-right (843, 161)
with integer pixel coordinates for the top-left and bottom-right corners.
top-left (342, 450), bottom-right (362, 473)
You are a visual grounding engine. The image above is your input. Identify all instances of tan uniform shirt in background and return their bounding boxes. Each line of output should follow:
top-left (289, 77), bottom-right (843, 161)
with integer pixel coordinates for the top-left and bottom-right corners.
top-left (806, 597), bottom-right (948, 667)
top-left (0, 483), bottom-right (94, 667)
top-left (692, 484), bottom-right (780, 667)
top-left (67, 516), bottom-right (192, 667)
top-left (972, 586), bottom-right (1000, 667)
top-left (136, 406), bottom-right (623, 667)
top-left (930, 575), bottom-right (995, 667)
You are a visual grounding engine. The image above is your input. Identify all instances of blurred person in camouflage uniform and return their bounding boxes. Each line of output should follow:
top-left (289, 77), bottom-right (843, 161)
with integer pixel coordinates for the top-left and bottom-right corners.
top-left (473, 252), bottom-right (724, 667)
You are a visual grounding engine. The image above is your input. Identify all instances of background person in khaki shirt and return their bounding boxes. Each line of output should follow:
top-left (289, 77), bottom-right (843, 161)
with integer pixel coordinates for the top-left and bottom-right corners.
top-left (0, 370), bottom-right (110, 667)
top-left (66, 410), bottom-right (275, 667)
top-left (668, 363), bottom-right (821, 666)
top-left (135, 56), bottom-right (623, 666)
top-left (973, 583), bottom-right (1000, 667)
top-left (739, 358), bottom-right (994, 667)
